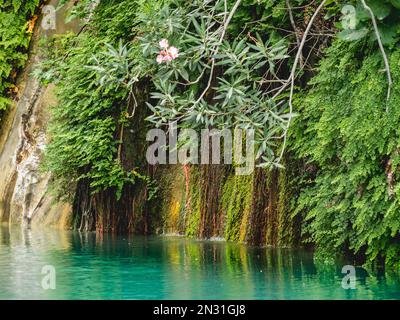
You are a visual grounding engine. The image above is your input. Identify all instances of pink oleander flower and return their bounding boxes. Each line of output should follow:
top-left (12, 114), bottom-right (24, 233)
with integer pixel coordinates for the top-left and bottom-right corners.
top-left (159, 39), bottom-right (169, 49)
top-left (156, 54), bottom-right (164, 64)
top-left (168, 46), bottom-right (179, 59)
top-left (156, 39), bottom-right (180, 64)
top-left (163, 54), bottom-right (173, 62)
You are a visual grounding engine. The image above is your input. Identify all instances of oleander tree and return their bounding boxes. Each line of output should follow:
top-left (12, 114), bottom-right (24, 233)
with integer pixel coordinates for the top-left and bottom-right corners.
top-left (88, 0), bottom-right (298, 168)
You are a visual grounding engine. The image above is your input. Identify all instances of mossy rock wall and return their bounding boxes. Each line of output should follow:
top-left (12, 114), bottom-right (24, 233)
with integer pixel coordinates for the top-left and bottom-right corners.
top-left (157, 162), bottom-right (301, 247)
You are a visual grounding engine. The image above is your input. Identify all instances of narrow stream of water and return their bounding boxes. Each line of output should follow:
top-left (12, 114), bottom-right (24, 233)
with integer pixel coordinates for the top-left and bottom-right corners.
top-left (0, 225), bottom-right (399, 300)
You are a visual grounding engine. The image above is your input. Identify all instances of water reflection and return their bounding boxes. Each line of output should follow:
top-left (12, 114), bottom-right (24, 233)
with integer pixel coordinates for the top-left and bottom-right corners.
top-left (0, 225), bottom-right (399, 299)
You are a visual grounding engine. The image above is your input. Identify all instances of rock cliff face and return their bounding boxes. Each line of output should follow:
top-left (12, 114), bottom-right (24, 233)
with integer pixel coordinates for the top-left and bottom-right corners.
top-left (0, 1), bottom-right (77, 227)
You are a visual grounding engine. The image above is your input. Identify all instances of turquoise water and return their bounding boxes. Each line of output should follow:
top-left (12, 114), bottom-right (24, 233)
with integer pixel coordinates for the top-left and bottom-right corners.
top-left (0, 225), bottom-right (399, 300)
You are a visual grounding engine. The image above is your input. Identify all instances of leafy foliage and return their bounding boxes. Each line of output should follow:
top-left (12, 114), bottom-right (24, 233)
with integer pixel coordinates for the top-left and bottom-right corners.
top-left (0, 0), bottom-right (40, 116)
top-left (292, 39), bottom-right (400, 267)
top-left (90, 0), bottom-right (295, 167)
top-left (34, 0), bottom-right (400, 268)
top-left (38, 0), bottom-right (297, 199)
top-left (337, 0), bottom-right (400, 47)
top-left (36, 0), bottom-right (151, 200)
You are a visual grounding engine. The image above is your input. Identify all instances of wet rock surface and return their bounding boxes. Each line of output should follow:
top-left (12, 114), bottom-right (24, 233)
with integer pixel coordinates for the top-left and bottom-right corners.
top-left (0, 0), bottom-right (78, 227)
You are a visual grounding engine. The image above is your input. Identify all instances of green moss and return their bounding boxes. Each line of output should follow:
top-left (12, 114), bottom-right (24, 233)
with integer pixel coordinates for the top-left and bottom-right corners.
top-left (221, 173), bottom-right (253, 242)
top-left (156, 165), bottom-right (200, 237)
top-left (158, 164), bottom-right (299, 246)
top-left (277, 155), bottom-right (301, 247)
top-left (277, 167), bottom-right (291, 246)
top-left (158, 165), bottom-right (186, 234)
top-left (185, 167), bottom-right (201, 237)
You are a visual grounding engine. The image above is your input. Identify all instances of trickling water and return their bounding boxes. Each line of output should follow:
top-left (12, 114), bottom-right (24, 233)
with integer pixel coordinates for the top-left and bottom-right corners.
top-left (0, 225), bottom-right (399, 300)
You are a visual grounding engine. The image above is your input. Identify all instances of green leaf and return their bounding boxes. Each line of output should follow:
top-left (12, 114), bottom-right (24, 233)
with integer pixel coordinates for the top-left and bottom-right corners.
top-left (366, 0), bottom-right (392, 20)
top-left (377, 24), bottom-right (399, 46)
top-left (337, 28), bottom-right (369, 41)
top-left (390, 0), bottom-right (400, 9)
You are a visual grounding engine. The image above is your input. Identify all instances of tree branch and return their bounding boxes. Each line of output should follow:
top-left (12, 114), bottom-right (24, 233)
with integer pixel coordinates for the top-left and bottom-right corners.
top-left (195, 0), bottom-right (242, 105)
top-left (286, 0), bottom-right (304, 68)
top-left (361, 0), bottom-right (392, 110)
top-left (276, 0), bottom-right (327, 164)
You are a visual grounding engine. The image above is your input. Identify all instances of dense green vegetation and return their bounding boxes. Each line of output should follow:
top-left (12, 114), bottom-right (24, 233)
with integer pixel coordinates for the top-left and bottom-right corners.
top-left (0, 0), bottom-right (40, 120)
top-left (37, 0), bottom-right (299, 197)
top-left (292, 41), bottom-right (400, 267)
top-left (30, 0), bottom-right (400, 268)
top-left (37, 0), bottom-right (147, 200)
top-left (290, 0), bottom-right (400, 267)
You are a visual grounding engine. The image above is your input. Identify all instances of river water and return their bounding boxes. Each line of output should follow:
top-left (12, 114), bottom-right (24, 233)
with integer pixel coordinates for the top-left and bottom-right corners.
top-left (0, 225), bottom-right (399, 300)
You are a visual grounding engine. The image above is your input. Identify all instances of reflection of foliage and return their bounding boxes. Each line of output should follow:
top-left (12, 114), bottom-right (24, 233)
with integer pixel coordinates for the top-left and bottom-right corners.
top-left (0, 0), bottom-right (40, 117)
